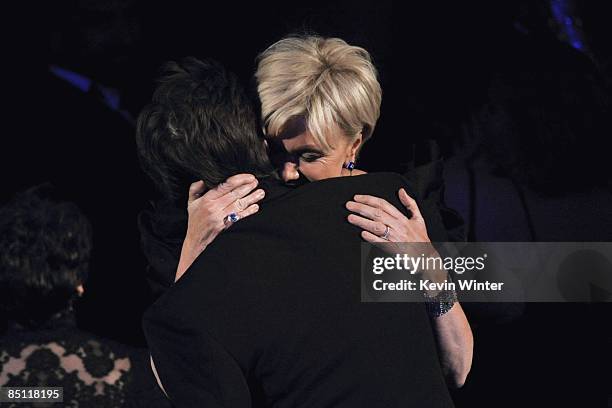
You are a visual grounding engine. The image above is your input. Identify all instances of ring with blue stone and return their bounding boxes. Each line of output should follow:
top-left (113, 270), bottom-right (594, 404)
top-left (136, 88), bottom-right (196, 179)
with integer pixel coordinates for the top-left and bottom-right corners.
top-left (225, 212), bottom-right (240, 225)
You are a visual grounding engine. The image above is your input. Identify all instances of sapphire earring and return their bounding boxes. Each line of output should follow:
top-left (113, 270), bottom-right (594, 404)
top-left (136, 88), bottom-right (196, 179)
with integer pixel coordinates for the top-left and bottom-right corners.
top-left (344, 161), bottom-right (355, 175)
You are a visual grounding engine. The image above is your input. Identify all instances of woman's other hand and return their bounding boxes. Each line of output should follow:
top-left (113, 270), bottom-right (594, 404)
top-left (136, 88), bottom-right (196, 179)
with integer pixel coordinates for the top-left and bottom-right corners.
top-left (176, 174), bottom-right (265, 281)
top-left (345, 188), bottom-right (430, 244)
top-left (347, 189), bottom-right (473, 386)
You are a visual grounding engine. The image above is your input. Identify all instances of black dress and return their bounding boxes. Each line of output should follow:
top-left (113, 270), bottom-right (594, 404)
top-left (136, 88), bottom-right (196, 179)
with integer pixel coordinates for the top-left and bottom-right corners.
top-left (142, 173), bottom-right (455, 408)
top-left (0, 309), bottom-right (173, 408)
top-left (1, 310), bottom-right (127, 407)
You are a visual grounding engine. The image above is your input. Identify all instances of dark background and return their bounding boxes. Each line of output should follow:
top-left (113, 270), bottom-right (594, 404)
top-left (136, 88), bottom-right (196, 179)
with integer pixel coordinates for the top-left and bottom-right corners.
top-left (3, 0), bottom-right (611, 406)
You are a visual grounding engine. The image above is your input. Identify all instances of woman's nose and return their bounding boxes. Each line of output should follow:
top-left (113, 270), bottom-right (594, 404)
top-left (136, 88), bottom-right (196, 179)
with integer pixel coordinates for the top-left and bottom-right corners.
top-left (281, 162), bottom-right (300, 182)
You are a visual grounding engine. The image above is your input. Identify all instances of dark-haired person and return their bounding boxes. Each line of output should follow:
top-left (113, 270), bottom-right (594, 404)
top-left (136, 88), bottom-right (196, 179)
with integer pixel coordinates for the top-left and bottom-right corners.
top-left (442, 31), bottom-right (612, 407)
top-left (138, 49), bottom-right (471, 407)
top-left (0, 186), bottom-right (138, 407)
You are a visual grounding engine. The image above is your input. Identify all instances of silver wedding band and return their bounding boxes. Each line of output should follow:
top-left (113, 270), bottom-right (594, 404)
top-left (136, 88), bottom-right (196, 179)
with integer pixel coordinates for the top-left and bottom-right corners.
top-left (381, 225), bottom-right (390, 240)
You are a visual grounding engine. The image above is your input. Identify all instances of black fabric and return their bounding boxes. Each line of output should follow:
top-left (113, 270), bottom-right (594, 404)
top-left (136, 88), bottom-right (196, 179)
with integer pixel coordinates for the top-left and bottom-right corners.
top-left (138, 199), bottom-right (188, 300)
top-left (403, 139), bottom-right (466, 244)
top-left (142, 173), bottom-right (455, 408)
top-left (0, 310), bottom-right (169, 408)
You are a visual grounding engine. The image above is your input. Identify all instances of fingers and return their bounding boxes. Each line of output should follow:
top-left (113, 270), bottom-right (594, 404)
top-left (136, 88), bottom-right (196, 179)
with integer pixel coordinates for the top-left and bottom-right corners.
top-left (398, 188), bottom-right (423, 221)
top-left (215, 179), bottom-right (259, 209)
top-left (346, 191), bottom-right (428, 245)
top-left (347, 214), bottom-right (389, 238)
top-left (206, 174), bottom-right (257, 201)
top-left (239, 204), bottom-right (260, 220)
top-left (226, 188), bottom-right (265, 212)
top-left (353, 194), bottom-right (406, 221)
top-left (188, 180), bottom-right (206, 205)
top-left (346, 200), bottom-right (385, 223)
top-left (223, 204), bottom-right (260, 229)
top-left (361, 230), bottom-right (388, 243)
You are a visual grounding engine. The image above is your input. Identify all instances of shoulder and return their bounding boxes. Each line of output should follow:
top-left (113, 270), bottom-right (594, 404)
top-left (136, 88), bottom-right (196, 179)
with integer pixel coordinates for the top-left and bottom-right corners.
top-left (287, 172), bottom-right (415, 200)
top-left (142, 253), bottom-right (236, 335)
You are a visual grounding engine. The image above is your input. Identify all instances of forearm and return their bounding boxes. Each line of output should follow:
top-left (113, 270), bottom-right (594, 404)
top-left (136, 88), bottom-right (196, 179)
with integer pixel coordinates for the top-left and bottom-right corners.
top-left (343, 189), bottom-right (474, 386)
top-left (420, 251), bottom-right (473, 388)
top-left (176, 235), bottom-right (205, 282)
top-left (175, 175), bottom-right (263, 282)
top-left (430, 301), bottom-right (473, 388)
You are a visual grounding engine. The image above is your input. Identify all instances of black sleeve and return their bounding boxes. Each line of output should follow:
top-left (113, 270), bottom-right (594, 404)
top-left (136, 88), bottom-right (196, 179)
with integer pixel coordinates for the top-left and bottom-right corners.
top-left (125, 347), bottom-right (173, 408)
top-left (137, 204), bottom-right (186, 300)
top-left (142, 259), bottom-right (252, 408)
top-left (403, 138), bottom-right (466, 243)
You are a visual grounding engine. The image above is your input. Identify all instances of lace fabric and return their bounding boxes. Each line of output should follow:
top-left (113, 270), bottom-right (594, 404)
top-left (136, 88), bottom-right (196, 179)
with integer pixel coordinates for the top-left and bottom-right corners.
top-left (1, 313), bottom-right (133, 408)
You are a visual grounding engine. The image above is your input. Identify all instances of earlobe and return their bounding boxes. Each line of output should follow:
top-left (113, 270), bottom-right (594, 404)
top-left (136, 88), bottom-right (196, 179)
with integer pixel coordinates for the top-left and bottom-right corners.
top-left (350, 133), bottom-right (363, 158)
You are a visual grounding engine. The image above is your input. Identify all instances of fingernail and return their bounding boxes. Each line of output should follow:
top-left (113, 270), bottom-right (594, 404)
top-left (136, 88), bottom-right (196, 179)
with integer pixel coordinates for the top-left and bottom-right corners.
top-left (346, 201), bottom-right (355, 209)
top-left (354, 195), bottom-right (363, 201)
top-left (257, 189), bottom-right (265, 198)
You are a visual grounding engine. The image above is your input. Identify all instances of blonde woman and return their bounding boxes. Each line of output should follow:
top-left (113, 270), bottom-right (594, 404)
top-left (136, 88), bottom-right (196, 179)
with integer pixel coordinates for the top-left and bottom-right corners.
top-left (179, 35), bottom-right (472, 387)
top-left (141, 37), bottom-right (471, 406)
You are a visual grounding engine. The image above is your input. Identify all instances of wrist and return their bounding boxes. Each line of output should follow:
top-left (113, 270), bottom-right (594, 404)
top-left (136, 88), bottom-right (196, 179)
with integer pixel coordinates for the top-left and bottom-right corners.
top-left (183, 229), bottom-right (207, 253)
top-left (424, 289), bottom-right (457, 318)
top-left (176, 238), bottom-right (205, 282)
top-left (418, 249), bottom-right (449, 285)
top-left (423, 274), bottom-right (457, 318)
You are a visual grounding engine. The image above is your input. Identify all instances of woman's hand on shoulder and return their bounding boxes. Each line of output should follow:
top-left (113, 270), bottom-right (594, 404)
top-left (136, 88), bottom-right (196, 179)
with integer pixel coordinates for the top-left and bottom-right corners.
top-left (345, 187), bottom-right (431, 247)
top-left (176, 174), bottom-right (265, 281)
top-left (185, 174), bottom-right (264, 248)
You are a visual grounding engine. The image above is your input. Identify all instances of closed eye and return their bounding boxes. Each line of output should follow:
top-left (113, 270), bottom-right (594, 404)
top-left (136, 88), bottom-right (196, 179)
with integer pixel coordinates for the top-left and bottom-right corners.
top-left (300, 153), bottom-right (323, 162)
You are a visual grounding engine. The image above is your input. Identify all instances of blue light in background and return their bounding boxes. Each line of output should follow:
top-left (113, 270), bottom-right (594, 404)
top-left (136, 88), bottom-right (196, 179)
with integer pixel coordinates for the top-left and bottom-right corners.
top-left (550, 0), bottom-right (585, 51)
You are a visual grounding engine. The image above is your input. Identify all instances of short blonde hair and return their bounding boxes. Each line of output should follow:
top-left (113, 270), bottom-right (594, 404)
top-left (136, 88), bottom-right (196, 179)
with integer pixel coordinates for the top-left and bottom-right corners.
top-left (255, 35), bottom-right (382, 150)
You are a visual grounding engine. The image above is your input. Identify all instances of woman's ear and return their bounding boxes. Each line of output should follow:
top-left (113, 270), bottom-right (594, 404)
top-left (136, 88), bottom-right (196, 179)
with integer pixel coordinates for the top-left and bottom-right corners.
top-left (348, 133), bottom-right (363, 160)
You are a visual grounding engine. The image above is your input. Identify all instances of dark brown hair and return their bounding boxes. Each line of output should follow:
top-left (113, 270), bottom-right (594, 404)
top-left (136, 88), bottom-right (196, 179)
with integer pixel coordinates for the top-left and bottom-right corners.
top-left (0, 185), bottom-right (92, 326)
top-left (136, 57), bottom-right (275, 202)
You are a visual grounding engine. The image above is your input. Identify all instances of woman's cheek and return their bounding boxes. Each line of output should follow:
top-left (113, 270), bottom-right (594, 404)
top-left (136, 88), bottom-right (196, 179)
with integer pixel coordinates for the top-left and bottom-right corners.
top-left (299, 163), bottom-right (323, 181)
top-left (298, 161), bottom-right (327, 181)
